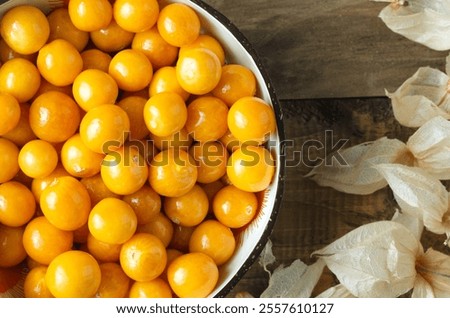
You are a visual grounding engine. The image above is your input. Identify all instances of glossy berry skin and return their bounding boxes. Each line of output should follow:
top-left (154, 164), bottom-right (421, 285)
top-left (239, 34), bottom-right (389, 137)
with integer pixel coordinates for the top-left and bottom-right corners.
top-left (185, 96), bottom-right (228, 142)
top-left (0, 5), bottom-right (50, 55)
top-left (68, 0), bottom-right (113, 32)
top-left (227, 97), bottom-right (276, 145)
top-left (79, 104), bottom-right (130, 154)
top-left (37, 39), bottom-right (83, 87)
top-left (109, 49), bottom-right (153, 92)
top-left (101, 146), bottom-right (148, 195)
top-left (113, 0), bottom-right (160, 33)
top-left (120, 233), bottom-right (167, 282)
top-left (22, 216), bottom-right (73, 265)
top-left (149, 149), bottom-right (198, 197)
top-left (0, 138), bottom-right (19, 183)
top-left (72, 69), bottom-right (119, 112)
top-left (164, 184), bottom-right (209, 227)
top-left (88, 198), bottom-right (137, 245)
top-left (157, 3), bottom-right (200, 47)
top-left (213, 185), bottom-right (259, 228)
top-left (45, 250), bottom-right (101, 298)
top-left (167, 252), bottom-right (218, 298)
top-left (0, 93), bottom-right (20, 135)
top-left (212, 64), bottom-right (257, 106)
top-left (226, 145), bottom-right (275, 193)
top-left (40, 176), bottom-right (92, 231)
top-left (29, 91), bottom-right (81, 143)
top-left (0, 181), bottom-right (36, 227)
top-left (176, 48), bottom-right (222, 95)
top-left (18, 140), bottom-right (58, 179)
top-left (189, 220), bottom-right (236, 266)
top-left (0, 58), bottom-right (41, 103)
top-left (144, 92), bottom-right (187, 138)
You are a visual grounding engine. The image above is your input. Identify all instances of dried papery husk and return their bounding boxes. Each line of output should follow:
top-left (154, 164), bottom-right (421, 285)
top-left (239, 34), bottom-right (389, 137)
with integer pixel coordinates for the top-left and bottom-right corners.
top-left (312, 221), bottom-right (422, 298)
top-left (259, 239), bottom-right (276, 276)
top-left (391, 209), bottom-right (424, 241)
top-left (377, 0), bottom-right (450, 51)
top-left (407, 116), bottom-right (450, 179)
top-left (305, 137), bottom-right (412, 195)
top-left (376, 164), bottom-right (450, 239)
top-left (386, 67), bottom-right (450, 128)
top-left (414, 248), bottom-right (450, 297)
top-left (315, 284), bottom-right (355, 298)
top-left (260, 259), bottom-right (326, 298)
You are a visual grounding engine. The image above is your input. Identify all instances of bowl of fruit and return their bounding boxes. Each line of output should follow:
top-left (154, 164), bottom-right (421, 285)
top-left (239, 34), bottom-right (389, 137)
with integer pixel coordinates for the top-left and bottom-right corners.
top-left (0, 0), bottom-right (284, 298)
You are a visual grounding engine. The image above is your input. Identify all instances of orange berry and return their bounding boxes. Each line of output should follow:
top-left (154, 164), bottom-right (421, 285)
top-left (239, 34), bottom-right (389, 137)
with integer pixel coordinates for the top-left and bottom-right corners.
top-left (179, 34), bottom-right (226, 65)
top-left (227, 97), bottom-right (276, 145)
top-left (185, 96), bottom-right (228, 142)
top-left (86, 233), bottom-right (122, 263)
top-left (29, 91), bottom-right (81, 143)
top-left (0, 5), bottom-right (49, 54)
top-left (213, 185), bottom-right (258, 228)
top-left (113, 0), bottom-right (159, 33)
top-left (167, 252), bottom-right (218, 298)
top-left (132, 26), bottom-right (179, 69)
top-left (144, 92), bottom-right (187, 137)
top-left (88, 198), bottom-right (137, 244)
top-left (80, 49), bottom-right (112, 72)
top-left (117, 96), bottom-right (150, 140)
top-left (109, 49), bottom-right (153, 92)
top-left (212, 64), bottom-right (257, 106)
top-left (0, 181), bottom-right (36, 227)
top-left (0, 58), bottom-right (41, 103)
top-left (18, 140), bottom-right (58, 179)
top-left (226, 145), bottom-right (275, 192)
top-left (31, 164), bottom-right (71, 203)
top-left (68, 0), bottom-right (113, 32)
top-left (0, 93), bottom-right (20, 135)
top-left (61, 133), bottom-right (105, 178)
top-left (37, 39), bottom-right (83, 87)
top-left (40, 176), bottom-right (92, 231)
top-left (79, 104), bottom-right (130, 154)
top-left (45, 250), bottom-right (101, 298)
top-left (0, 138), bottom-right (19, 184)
top-left (24, 266), bottom-right (54, 298)
top-left (122, 185), bottom-right (161, 225)
top-left (148, 66), bottom-right (190, 101)
top-left (80, 173), bottom-right (122, 206)
top-left (164, 184), bottom-right (209, 227)
top-left (137, 213), bottom-right (174, 247)
top-left (189, 220), bottom-right (235, 265)
top-left (0, 224), bottom-right (27, 268)
top-left (23, 216), bottom-right (73, 265)
top-left (157, 3), bottom-right (200, 47)
top-left (120, 233), bottom-right (167, 282)
top-left (101, 146), bottom-right (148, 195)
top-left (129, 278), bottom-right (172, 298)
top-left (149, 149), bottom-right (197, 197)
top-left (96, 262), bottom-right (131, 298)
top-left (176, 48), bottom-right (222, 95)
top-left (90, 20), bottom-right (134, 53)
top-left (47, 8), bottom-right (89, 52)
top-left (189, 142), bottom-right (228, 184)
top-left (72, 69), bottom-right (119, 112)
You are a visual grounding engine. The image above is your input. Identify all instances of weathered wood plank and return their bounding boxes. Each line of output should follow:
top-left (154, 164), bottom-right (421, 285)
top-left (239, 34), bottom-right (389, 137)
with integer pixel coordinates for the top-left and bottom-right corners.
top-left (202, 0), bottom-right (448, 99)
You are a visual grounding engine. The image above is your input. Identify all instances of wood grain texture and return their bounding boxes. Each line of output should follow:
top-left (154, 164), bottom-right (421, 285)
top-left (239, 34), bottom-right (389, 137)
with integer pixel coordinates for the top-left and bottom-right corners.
top-left (202, 0), bottom-right (448, 99)
top-left (226, 98), bottom-right (447, 297)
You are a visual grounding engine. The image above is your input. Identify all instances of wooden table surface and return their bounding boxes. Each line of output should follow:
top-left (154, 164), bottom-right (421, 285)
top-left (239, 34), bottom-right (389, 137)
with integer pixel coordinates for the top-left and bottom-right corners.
top-left (200, 0), bottom-right (450, 297)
